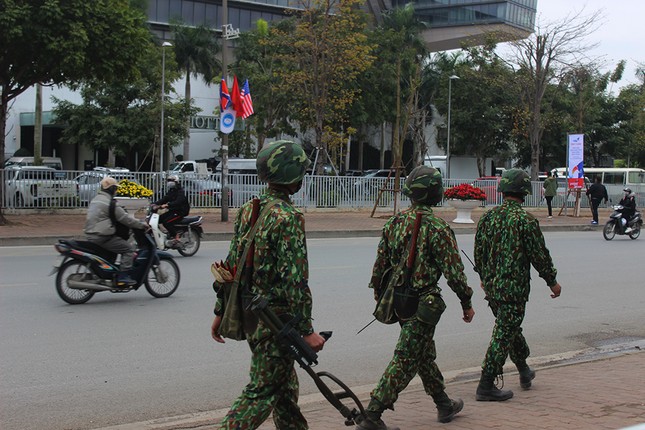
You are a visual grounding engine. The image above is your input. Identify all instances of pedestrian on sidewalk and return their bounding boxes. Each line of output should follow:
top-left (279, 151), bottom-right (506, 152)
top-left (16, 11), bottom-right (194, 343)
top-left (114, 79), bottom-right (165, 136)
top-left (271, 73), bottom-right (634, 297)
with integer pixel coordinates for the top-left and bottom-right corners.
top-left (210, 141), bottom-right (326, 430)
top-left (586, 176), bottom-right (608, 225)
top-left (358, 166), bottom-right (475, 430)
top-left (542, 171), bottom-right (558, 218)
top-left (474, 169), bottom-right (562, 402)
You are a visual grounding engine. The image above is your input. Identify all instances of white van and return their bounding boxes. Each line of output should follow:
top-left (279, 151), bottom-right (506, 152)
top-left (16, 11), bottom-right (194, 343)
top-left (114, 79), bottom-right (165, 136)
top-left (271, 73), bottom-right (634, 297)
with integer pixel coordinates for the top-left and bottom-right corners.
top-left (216, 158), bottom-right (258, 175)
top-left (216, 158), bottom-right (262, 206)
top-left (4, 156), bottom-right (63, 170)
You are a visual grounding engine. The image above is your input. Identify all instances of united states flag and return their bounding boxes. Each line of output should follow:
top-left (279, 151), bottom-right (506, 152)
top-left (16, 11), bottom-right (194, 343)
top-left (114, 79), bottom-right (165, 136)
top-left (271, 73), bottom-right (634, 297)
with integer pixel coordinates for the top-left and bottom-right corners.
top-left (240, 79), bottom-right (254, 119)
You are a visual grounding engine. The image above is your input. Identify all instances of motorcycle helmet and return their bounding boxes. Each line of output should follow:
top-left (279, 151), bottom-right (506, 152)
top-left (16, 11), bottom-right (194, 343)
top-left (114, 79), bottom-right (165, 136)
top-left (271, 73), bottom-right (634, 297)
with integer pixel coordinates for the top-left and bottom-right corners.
top-left (257, 140), bottom-right (310, 184)
top-left (623, 187), bottom-right (632, 194)
top-left (402, 166), bottom-right (443, 205)
top-left (167, 175), bottom-right (179, 182)
top-left (497, 169), bottom-right (532, 195)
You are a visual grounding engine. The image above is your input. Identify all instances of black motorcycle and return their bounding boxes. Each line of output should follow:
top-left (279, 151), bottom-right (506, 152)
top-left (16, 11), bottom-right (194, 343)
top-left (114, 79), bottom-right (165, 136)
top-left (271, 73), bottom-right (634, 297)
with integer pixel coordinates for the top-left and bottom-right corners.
top-left (51, 229), bottom-right (180, 304)
top-left (602, 205), bottom-right (642, 241)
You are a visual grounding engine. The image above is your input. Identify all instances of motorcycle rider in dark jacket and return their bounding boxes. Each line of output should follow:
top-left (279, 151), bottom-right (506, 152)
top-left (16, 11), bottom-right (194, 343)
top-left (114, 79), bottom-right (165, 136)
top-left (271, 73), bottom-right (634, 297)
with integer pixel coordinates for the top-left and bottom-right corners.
top-left (153, 175), bottom-right (190, 242)
top-left (618, 188), bottom-right (637, 233)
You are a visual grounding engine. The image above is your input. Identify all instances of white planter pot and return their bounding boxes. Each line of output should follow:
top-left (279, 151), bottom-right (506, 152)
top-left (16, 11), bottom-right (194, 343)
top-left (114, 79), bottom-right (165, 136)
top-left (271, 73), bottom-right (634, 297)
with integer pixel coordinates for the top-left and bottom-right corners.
top-left (447, 199), bottom-right (481, 224)
top-left (114, 197), bottom-right (150, 213)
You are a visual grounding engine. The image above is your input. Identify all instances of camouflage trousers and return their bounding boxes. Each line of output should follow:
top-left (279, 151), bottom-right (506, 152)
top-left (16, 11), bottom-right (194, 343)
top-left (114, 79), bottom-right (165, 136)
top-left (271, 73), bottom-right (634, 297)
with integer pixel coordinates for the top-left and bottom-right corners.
top-left (218, 338), bottom-right (307, 430)
top-left (368, 318), bottom-right (446, 412)
top-left (482, 300), bottom-right (529, 377)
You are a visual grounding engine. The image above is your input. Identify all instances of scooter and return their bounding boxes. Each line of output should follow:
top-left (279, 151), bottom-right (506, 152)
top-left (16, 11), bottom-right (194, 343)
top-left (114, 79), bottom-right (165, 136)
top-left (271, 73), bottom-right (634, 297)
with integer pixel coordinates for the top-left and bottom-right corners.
top-left (51, 229), bottom-right (180, 304)
top-left (602, 205), bottom-right (642, 240)
top-left (147, 205), bottom-right (203, 257)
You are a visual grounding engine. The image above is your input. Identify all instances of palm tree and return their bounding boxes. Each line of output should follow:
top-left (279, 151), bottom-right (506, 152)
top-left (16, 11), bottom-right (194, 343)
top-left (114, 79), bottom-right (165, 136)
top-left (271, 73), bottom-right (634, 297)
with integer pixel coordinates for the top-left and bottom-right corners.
top-left (171, 23), bottom-right (221, 161)
top-left (379, 4), bottom-right (428, 168)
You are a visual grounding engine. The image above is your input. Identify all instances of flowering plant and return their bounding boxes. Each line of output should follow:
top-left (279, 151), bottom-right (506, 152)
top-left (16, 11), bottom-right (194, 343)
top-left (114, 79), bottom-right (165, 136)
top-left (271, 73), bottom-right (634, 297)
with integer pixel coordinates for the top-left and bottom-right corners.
top-left (116, 179), bottom-right (153, 198)
top-left (444, 183), bottom-right (486, 201)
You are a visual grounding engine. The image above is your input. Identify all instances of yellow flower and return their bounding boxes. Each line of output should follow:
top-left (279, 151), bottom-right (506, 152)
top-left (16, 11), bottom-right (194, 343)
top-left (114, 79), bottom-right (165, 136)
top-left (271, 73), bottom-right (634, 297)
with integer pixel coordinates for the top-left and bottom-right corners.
top-left (116, 180), bottom-right (153, 198)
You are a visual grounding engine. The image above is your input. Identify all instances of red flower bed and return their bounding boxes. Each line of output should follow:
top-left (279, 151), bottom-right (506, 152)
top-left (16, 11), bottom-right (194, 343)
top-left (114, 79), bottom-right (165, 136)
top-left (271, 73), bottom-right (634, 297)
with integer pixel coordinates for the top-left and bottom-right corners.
top-left (444, 183), bottom-right (487, 201)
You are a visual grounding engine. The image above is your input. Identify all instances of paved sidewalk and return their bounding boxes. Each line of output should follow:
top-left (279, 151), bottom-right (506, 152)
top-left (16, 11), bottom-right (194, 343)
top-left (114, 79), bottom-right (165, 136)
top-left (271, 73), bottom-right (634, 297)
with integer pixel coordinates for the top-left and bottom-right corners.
top-left (100, 342), bottom-right (645, 430)
top-left (0, 205), bottom-right (605, 246)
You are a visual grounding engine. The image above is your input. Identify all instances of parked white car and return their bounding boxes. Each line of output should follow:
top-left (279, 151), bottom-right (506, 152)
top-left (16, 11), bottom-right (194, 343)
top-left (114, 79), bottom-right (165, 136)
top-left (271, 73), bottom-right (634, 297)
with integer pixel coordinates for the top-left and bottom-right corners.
top-left (4, 166), bottom-right (77, 208)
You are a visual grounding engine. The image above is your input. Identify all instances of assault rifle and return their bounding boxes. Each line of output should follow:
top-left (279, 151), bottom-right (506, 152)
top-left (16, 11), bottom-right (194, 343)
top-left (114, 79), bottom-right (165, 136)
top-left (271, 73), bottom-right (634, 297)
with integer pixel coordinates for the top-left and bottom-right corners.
top-left (250, 295), bottom-right (366, 426)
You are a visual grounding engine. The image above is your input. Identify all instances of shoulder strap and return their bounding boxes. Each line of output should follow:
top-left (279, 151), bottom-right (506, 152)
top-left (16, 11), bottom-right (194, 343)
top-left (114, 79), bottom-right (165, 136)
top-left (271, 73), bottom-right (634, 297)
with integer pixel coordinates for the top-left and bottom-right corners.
top-left (233, 199), bottom-right (281, 282)
top-left (109, 199), bottom-right (117, 225)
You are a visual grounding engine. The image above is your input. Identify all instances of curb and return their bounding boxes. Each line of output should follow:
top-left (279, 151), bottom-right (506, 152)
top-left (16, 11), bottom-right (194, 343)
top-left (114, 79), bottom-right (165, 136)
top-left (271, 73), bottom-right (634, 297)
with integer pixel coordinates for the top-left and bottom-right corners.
top-left (0, 224), bottom-right (599, 247)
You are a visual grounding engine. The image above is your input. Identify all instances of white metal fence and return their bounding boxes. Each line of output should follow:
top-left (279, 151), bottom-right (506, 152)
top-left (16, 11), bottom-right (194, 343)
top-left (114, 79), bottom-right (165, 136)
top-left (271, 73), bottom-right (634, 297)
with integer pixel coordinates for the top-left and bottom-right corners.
top-left (2, 169), bottom-right (643, 212)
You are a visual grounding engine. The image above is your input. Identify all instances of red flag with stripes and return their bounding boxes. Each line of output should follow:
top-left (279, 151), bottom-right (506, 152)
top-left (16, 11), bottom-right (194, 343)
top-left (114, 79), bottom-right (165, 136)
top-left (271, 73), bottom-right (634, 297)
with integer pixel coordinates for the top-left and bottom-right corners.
top-left (240, 79), bottom-right (254, 119)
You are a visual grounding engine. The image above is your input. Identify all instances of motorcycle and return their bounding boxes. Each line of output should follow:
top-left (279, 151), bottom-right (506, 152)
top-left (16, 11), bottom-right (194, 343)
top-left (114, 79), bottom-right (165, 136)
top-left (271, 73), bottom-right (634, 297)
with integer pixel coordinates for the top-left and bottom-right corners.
top-left (602, 205), bottom-right (642, 241)
top-left (51, 229), bottom-right (180, 304)
top-left (147, 205), bottom-right (203, 257)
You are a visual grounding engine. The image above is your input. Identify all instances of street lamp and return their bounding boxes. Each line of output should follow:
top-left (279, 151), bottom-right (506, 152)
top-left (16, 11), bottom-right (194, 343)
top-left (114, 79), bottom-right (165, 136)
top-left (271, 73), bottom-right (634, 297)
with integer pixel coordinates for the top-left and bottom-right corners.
top-left (160, 41), bottom-right (172, 172)
top-left (446, 74), bottom-right (459, 179)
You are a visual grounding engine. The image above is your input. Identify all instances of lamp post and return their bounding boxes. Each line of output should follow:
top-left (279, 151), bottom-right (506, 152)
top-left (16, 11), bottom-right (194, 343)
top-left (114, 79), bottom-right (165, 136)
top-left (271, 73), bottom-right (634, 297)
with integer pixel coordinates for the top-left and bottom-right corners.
top-left (446, 74), bottom-right (459, 179)
top-left (160, 41), bottom-right (172, 172)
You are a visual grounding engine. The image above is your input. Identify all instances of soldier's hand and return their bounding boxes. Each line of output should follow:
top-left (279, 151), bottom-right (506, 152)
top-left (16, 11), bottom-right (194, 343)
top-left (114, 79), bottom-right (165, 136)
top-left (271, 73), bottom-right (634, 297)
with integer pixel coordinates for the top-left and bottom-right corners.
top-left (211, 315), bottom-right (225, 344)
top-left (462, 307), bottom-right (475, 323)
top-left (303, 332), bottom-right (325, 352)
top-left (550, 283), bottom-right (562, 299)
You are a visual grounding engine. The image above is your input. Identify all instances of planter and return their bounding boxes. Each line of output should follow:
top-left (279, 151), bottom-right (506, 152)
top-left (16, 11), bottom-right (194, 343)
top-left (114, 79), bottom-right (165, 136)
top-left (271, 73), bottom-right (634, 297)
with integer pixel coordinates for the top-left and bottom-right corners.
top-left (447, 199), bottom-right (481, 224)
top-left (114, 197), bottom-right (150, 213)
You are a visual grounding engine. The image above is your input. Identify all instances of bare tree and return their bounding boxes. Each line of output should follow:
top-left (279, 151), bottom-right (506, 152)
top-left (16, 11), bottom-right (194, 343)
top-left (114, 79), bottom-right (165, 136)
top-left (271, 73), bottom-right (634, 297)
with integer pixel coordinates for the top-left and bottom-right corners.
top-left (508, 8), bottom-right (603, 179)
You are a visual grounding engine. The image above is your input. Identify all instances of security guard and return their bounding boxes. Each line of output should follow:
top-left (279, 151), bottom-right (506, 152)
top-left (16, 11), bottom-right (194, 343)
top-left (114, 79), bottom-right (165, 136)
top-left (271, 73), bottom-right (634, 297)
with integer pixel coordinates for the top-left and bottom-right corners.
top-left (474, 169), bottom-right (562, 401)
top-left (358, 166), bottom-right (475, 430)
top-left (211, 141), bottom-right (325, 429)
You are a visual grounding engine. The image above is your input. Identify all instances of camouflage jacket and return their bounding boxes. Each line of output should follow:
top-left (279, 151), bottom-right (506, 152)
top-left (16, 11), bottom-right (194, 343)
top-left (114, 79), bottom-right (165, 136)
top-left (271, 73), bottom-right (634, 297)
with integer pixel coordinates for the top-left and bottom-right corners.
top-left (369, 204), bottom-right (473, 310)
top-left (474, 199), bottom-right (558, 302)
top-left (214, 188), bottom-right (313, 336)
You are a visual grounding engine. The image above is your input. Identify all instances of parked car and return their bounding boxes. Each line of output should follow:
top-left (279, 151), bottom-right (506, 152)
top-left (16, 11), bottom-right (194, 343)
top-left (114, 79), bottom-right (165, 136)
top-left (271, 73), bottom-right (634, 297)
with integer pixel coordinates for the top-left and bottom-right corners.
top-left (4, 156), bottom-right (63, 170)
top-left (180, 177), bottom-right (223, 206)
top-left (75, 168), bottom-right (140, 205)
top-left (4, 166), bottom-right (76, 207)
top-left (353, 169), bottom-right (401, 200)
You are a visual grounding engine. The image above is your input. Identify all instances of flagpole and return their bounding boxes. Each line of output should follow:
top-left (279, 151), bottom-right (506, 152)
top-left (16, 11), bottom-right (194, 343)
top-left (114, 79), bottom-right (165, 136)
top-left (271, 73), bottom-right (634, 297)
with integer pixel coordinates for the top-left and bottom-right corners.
top-left (220, 0), bottom-right (230, 222)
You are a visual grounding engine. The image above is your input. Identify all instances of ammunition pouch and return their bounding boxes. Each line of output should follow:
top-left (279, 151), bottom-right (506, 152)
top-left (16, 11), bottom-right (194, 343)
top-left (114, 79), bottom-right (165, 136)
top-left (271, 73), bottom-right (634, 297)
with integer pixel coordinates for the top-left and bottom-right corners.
top-left (416, 294), bottom-right (445, 326)
top-left (393, 286), bottom-right (420, 321)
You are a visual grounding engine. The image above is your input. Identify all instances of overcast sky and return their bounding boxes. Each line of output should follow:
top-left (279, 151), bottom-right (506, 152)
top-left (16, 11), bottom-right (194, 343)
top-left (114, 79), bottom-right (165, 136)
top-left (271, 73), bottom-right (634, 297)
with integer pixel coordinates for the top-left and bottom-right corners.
top-left (497, 0), bottom-right (644, 90)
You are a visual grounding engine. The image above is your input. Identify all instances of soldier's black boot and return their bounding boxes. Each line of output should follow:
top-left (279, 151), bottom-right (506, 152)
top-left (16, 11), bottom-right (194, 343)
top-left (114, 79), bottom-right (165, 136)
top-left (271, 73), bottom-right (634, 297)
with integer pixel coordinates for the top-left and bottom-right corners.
top-left (517, 364), bottom-right (535, 389)
top-left (476, 372), bottom-right (513, 401)
top-left (355, 410), bottom-right (400, 430)
top-left (433, 391), bottom-right (464, 423)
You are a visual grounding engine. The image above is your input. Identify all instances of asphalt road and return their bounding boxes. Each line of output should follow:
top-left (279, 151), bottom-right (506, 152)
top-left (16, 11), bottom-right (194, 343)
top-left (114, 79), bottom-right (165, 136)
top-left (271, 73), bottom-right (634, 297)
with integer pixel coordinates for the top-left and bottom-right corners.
top-left (1, 232), bottom-right (644, 430)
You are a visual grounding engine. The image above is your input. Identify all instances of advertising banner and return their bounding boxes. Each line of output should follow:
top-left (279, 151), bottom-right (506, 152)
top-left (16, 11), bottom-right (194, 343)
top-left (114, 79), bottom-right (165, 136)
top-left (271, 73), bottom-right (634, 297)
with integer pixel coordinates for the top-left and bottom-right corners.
top-left (567, 134), bottom-right (585, 189)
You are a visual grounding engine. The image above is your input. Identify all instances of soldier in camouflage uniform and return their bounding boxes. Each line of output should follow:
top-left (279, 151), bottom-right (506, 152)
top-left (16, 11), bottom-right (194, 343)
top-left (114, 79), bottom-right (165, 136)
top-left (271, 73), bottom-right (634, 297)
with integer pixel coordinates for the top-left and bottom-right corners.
top-left (357, 166), bottom-right (476, 430)
top-left (474, 168), bottom-right (562, 402)
top-left (211, 141), bottom-right (326, 429)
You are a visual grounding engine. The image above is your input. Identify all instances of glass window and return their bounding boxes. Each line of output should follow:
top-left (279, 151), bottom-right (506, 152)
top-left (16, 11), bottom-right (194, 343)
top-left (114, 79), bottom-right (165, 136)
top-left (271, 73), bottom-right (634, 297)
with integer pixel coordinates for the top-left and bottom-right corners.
top-left (628, 171), bottom-right (645, 184)
top-left (604, 172), bottom-right (625, 185)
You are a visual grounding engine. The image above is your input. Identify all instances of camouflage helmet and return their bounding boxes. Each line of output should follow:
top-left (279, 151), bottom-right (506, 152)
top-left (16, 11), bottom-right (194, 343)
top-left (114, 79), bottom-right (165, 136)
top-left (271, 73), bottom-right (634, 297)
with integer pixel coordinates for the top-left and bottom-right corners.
top-left (402, 166), bottom-right (444, 205)
top-left (497, 168), bottom-right (532, 195)
top-left (256, 140), bottom-right (311, 184)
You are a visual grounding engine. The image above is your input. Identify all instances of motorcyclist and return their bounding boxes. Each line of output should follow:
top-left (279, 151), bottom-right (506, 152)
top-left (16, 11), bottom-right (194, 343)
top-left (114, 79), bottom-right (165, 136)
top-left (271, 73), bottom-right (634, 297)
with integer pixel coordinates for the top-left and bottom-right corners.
top-left (153, 175), bottom-right (190, 244)
top-left (84, 177), bottom-right (149, 287)
top-left (618, 188), bottom-right (636, 233)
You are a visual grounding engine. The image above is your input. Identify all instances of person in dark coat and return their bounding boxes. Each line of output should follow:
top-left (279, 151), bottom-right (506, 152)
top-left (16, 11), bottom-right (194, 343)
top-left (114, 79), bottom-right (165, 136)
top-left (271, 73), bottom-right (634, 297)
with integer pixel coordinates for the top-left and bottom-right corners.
top-left (586, 176), bottom-right (608, 224)
top-left (153, 175), bottom-right (190, 241)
